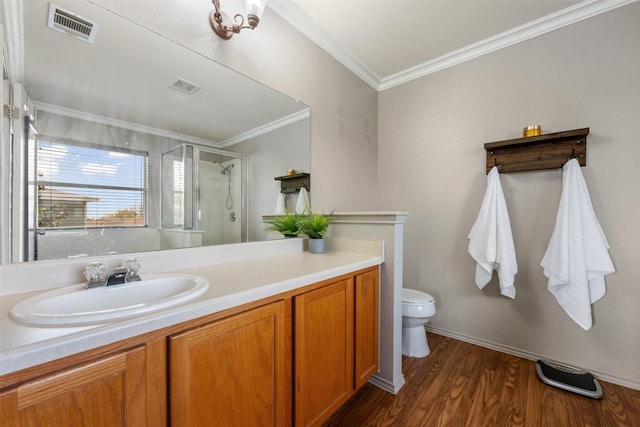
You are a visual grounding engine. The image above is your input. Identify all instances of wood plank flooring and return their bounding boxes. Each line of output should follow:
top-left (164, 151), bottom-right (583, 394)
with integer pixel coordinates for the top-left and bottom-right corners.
top-left (323, 334), bottom-right (640, 427)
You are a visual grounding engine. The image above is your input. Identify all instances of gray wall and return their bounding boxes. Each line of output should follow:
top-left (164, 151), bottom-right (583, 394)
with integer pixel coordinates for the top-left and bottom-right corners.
top-left (60, 1), bottom-right (640, 388)
top-left (233, 118), bottom-right (311, 241)
top-left (93, 1), bottom-right (380, 213)
top-left (378, 4), bottom-right (640, 387)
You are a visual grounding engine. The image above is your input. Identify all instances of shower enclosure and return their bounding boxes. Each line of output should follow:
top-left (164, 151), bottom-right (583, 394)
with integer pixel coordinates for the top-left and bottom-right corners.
top-left (161, 145), bottom-right (244, 246)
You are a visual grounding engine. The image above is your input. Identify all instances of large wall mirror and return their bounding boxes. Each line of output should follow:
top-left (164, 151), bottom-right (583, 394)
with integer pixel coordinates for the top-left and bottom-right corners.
top-left (1, 0), bottom-right (310, 264)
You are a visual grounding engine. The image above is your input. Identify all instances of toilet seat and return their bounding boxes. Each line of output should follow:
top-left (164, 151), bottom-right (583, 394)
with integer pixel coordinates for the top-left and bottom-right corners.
top-left (402, 288), bottom-right (434, 305)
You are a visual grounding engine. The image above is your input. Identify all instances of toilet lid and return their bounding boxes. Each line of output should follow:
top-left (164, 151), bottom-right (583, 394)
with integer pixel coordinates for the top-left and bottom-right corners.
top-left (403, 288), bottom-right (434, 304)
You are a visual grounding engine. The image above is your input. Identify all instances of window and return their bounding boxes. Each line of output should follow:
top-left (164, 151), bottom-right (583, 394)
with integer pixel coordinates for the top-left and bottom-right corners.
top-left (35, 138), bottom-right (148, 228)
top-left (171, 158), bottom-right (184, 226)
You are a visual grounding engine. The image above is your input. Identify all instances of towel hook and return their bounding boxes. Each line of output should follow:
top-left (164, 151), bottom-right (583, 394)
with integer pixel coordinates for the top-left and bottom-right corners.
top-left (571, 140), bottom-right (582, 159)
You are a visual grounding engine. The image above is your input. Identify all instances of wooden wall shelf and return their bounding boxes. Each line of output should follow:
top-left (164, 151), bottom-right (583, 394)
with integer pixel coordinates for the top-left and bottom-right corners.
top-left (274, 172), bottom-right (310, 194)
top-left (484, 128), bottom-right (589, 174)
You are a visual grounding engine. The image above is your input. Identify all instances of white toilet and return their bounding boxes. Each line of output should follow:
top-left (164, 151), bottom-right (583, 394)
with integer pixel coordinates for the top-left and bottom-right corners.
top-left (402, 288), bottom-right (436, 358)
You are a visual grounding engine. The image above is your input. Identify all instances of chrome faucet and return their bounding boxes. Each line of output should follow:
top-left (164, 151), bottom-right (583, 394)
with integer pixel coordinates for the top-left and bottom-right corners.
top-left (105, 267), bottom-right (128, 286)
top-left (84, 258), bottom-right (142, 289)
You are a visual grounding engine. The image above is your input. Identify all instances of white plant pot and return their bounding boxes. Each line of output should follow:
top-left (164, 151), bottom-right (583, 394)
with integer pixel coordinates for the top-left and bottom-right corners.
top-left (308, 238), bottom-right (324, 254)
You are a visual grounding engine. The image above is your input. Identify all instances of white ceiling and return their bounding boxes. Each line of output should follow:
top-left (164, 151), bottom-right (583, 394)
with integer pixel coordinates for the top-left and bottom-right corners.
top-left (19, 0), bottom-right (309, 146)
top-left (269, 0), bottom-right (635, 90)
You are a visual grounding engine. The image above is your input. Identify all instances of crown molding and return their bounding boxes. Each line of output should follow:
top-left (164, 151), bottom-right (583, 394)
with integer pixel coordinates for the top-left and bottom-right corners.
top-left (379, 0), bottom-right (637, 90)
top-left (267, 0), bottom-right (381, 90)
top-left (220, 107), bottom-right (310, 147)
top-left (33, 102), bottom-right (310, 149)
top-left (33, 102), bottom-right (224, 147)
top-left (270, 0), bottom-right (637, 92)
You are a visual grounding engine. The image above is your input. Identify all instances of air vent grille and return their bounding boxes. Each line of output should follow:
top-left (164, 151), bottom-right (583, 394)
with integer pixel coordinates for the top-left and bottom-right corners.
top-left (48, 4), bottom-right (98, 44)
top-left (170, 77), bottom-right (201, 94)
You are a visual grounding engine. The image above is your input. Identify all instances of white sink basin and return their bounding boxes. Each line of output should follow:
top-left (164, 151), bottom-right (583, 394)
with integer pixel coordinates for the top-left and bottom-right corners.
top-left (10, 274), bottom-right (209, 326)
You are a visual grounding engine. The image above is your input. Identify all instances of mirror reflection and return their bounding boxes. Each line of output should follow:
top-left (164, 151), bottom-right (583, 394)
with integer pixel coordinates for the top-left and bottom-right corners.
top-left (5, 0), bottom-right (310, 263)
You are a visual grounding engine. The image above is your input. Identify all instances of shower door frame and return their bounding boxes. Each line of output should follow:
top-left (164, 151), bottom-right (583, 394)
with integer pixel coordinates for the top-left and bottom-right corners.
top-left (193, 146), bottom-right (247, 245)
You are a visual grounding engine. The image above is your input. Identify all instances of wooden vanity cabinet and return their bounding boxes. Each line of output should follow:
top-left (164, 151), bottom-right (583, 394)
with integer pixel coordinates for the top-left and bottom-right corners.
top-left (168, 299), bottom-right (292, 427)
top-left (0, 346), bottom-right (147, 427)
top-left (294, 277), bottom-right (354, 427)
top-left (0, 265), bottom-right (379, 427)
top-left (294, 267), bottom-right (380, 427)
top-left (354, 267), bottom-right (380, 389)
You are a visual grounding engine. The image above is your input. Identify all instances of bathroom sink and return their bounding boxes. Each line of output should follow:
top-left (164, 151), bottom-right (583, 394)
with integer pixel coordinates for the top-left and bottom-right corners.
top-left (10, 274), bottom-right (209, 326)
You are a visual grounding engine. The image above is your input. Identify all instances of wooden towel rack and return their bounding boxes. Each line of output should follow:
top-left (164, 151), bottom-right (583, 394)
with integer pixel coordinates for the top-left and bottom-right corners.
top-left (274, 172), bottom-right (310, 194)
top-left (484, 128), bottom-right (589, 174)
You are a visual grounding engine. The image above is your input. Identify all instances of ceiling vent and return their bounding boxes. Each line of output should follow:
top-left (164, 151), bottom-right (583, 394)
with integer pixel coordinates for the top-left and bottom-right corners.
top-left (48, 3), bottom-right (98, 44)
top-left (170, 77), bottom-right (201, 95)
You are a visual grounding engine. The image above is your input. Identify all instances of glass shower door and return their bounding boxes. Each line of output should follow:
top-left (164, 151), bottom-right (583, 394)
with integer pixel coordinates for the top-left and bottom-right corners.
top-left (161, 145), bottom-right (194, 230)
top-left (197, 149), bottom-right (242, 246)
top-left (161, 145), bottom-right (243, 247)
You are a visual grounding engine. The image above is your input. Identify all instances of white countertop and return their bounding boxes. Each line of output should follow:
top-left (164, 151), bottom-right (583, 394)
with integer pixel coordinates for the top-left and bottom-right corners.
top-left (0, 248), bottom-right (382, 376)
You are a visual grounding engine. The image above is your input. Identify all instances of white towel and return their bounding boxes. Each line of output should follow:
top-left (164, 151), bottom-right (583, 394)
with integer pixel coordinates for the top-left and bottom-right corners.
top-left (296, 187), bottom-right (310, 214)
top-left (468, 166), bottom-right (518, 298)
top-left (274, 193), bottom-right (286, 214)
top-left (541, 158), bottom-right (615, 330)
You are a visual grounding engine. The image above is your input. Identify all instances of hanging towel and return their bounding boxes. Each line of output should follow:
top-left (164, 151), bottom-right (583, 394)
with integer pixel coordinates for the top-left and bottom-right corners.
top-left (541, 158), bottom-right (615, 330)
top-left (296, 187), bottom-right (310, 214)
top-left (274, 193), bottom-right (286, 215)
top-left (468, 166), bottom-right (518, 298)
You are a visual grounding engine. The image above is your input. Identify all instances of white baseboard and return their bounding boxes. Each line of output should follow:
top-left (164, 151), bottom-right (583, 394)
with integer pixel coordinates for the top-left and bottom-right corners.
top-left (369, 372), bottom-right (406, 395)
top-left (426, 325), bottom-right (640, 392)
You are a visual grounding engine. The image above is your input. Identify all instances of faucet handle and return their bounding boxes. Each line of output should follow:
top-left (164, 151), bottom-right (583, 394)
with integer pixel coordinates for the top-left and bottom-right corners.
top-left (122, 258), bottom-right (141, 282)
top-left (84, 262), bottom-right (106, 288)
top-left (84, 262), bottom-right (105, 281)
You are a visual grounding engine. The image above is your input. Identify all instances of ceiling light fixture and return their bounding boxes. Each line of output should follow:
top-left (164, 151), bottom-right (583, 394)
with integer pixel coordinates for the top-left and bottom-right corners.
top-left (209, 0), bottom-right (268, 40)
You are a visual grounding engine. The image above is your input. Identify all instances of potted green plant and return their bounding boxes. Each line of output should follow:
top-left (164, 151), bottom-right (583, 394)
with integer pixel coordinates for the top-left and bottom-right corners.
top-left (264, 209), bottom-right (302, 238)
top-left (299, 211), bottom-right (335, 253)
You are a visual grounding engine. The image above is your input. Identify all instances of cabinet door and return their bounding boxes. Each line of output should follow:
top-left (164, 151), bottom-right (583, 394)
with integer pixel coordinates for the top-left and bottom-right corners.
top-left (294, 278), bottom-right (354, 427)
top-left (0, 346), bottom-right (147, 427)
top-left (169, 300), bottom-right (290, 427)
top-left (354, 268), bottom-right (380, 388)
